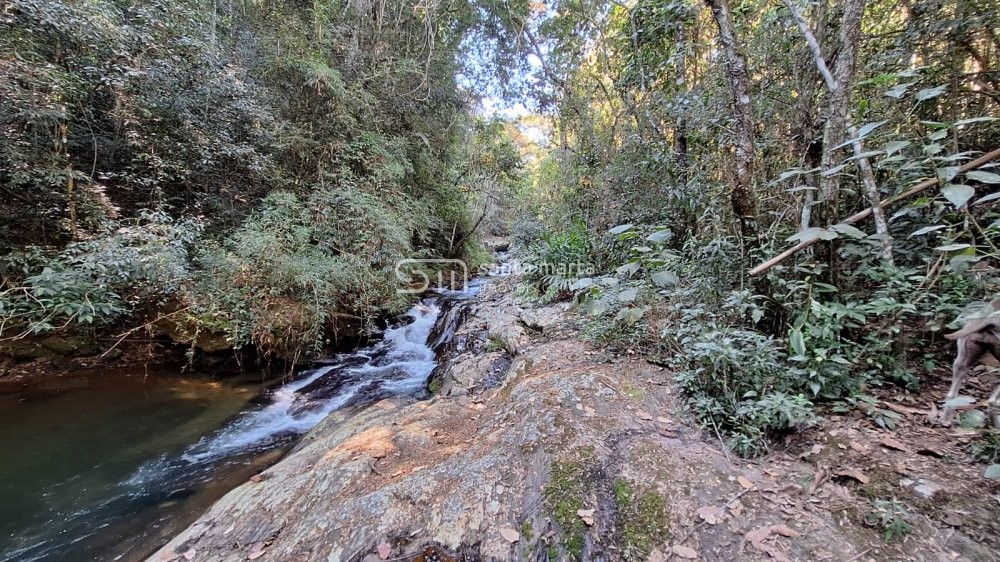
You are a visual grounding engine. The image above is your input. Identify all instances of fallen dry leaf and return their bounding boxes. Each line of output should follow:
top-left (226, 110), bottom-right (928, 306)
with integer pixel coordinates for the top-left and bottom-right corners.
top-left (882, 401), bottom-right (926, 416)
top-left (577, 508), bottom-right (596, 526)
top-left (942, 513), bottom-right (963, 527)
top-left (848, 441), bottom-right (867, 453)
top-left (728, 499), bottom-right (744, 517)
top-left (377, 542), bottom-right (391, 560)
top-left (879, 436), bottom-right (912, 453)
top-left (247, 542), bottom-right (266, 560)
top-left (637, 410), bottom-right (653, 421)
top-left (671, 544), bottom-right (698, 559)
top-left (499, 528), bottom-right (520, 543)
top-left (835, 468), bottom-right (870, 484)
top-left (772, 525), bottom-right (800, 538)
top-left (696, 505), bottom-right (725, 525)
top-left (737, 476), bottom-right (754, 489)
top-left (744, 524), bottom-right (801, 562)
top-left (799, 443), bottom-right (824, 459)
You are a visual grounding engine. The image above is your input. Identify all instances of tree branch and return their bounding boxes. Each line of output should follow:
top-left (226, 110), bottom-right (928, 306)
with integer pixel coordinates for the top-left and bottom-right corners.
top-left (749, 148), bottom-right (1000, 276)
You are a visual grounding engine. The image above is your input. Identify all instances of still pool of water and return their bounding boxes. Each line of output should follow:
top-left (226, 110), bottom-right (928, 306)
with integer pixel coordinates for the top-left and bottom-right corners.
top-left (0, 370), bottom-right (270, 562)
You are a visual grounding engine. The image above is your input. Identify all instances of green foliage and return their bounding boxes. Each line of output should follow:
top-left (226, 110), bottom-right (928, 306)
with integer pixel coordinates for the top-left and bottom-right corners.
top-left (0, 0), bottom-right (522, 358)
top-left (848, 395), bottom-right (904, 430)
top-left (580, 314), bottom-right (643, 347)
top-left (968, 430), bottom-right (1000, 463)
top-left (522, 224), bottom-right (595, 301)
top-left (669, 322), bottom-right (818, 457)
top-left (510, 214), bottom-right (547, 250)
top-left (865, 500), bottom-right (913, 542)
top-left (193, 191), bottom-right (408, 357)
top-left (0, 211), bottom-right (200, 334)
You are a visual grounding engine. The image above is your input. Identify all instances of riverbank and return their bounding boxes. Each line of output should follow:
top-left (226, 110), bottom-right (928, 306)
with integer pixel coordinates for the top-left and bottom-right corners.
top-left (1, 279), bottom-right (484, 561)
top-left (0, 317), bottom-right (369, 387)
top-left (150, 276), bottom-right (1000, 562)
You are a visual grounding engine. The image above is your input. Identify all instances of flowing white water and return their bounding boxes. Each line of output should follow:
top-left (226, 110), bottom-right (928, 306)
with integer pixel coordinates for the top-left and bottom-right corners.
top-left (178, 298), bottom-right (443, 465)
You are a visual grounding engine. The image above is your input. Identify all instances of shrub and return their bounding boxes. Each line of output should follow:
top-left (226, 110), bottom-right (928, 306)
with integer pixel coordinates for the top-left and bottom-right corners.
top-left (969, 430), bottom-right (1000, 463)
top-left (191, 191), bottom-right (407, 358)
top-left (0, 210), bottom-right (201, 335)
top-left (669, 324), bottom-right (817, 457)
top-left (522, 223), bottom-right (594, 300)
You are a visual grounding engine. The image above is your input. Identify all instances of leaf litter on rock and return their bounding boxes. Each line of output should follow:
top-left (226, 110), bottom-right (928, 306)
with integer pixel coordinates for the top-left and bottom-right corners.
top-left (499, 528), bottom-right (520, 543)
top-left (671, 544), bottom-right (698, 559)
top-left (744, 524), bottom-right (800, 562)
top-left (696, 505), bottom-right (725, 525)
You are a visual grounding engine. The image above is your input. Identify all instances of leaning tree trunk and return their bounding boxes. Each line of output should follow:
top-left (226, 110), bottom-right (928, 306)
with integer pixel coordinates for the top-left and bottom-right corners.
top-left (704, 0), bottom-right (759, 244)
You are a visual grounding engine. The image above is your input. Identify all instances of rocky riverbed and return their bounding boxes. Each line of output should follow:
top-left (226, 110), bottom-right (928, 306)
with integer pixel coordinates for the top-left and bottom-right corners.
top-left (150, 276), bottom-right (999, 562)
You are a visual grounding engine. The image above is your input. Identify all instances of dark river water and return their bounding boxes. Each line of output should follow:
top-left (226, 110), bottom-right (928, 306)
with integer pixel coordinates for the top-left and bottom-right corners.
top-left (0, 281), bottom-right (482, 562)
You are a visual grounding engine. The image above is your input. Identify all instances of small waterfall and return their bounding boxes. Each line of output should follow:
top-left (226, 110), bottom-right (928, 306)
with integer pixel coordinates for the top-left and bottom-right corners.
top-left (177, 298), bottom-right (447, 465)
top-left (130, 277), bottom-right (484, 481)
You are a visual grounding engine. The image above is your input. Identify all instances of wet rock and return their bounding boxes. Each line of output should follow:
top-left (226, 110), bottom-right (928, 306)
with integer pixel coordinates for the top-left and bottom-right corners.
top-left (901, 477), bottom-right (945, 499)
top-left (0, 339), bottom-right (57, 359)
top-left (40, 336), bottom-right (77, 355)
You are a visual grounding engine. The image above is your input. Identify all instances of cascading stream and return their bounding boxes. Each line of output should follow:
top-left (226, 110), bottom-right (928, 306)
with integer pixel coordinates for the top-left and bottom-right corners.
top-left (0, 280), bottom-right (482, 562)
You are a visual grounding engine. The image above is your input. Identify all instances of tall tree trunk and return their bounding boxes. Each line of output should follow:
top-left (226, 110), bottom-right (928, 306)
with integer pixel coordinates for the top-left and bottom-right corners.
top-left (785, 0), bottom-right (893, 263)
top-left (704, 0), bottom-right (758, 243)
top-left (817, 0), bottom-right (866, 205)
top-left (676, 21), bottom-right (690, 189)
top-left (792, 0), bottom-right (826, 231)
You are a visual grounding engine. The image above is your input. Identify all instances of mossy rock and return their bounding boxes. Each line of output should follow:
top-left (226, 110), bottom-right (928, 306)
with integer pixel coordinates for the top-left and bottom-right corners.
top-left (543, 448), bottom-right (597, 560)
top-left (613, 478), bottom-right (669, 559)
top-left (40, 336), bottom-right (78, 355)
top-left (152, 313), bottom-right (233, 353)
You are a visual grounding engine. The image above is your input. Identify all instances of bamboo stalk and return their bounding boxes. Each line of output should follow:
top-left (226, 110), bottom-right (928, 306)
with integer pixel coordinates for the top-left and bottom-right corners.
top-left (749, 147), bottom-right (1000, 276)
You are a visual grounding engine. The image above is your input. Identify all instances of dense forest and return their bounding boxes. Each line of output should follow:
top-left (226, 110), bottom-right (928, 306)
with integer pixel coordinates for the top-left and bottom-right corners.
top-left (503, 0), bottom-right (1000, 456)
top-left (0, 0), bottom-right (523, 363)
top-left (2, 0), bottom-right (1000, 458)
